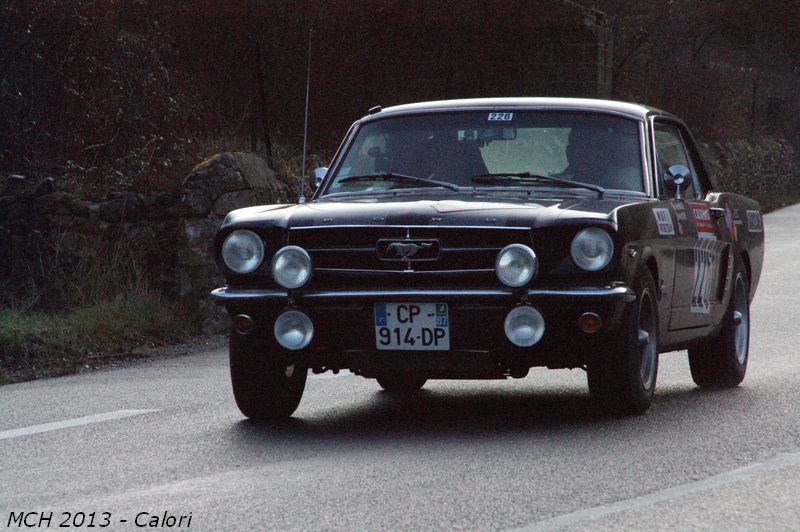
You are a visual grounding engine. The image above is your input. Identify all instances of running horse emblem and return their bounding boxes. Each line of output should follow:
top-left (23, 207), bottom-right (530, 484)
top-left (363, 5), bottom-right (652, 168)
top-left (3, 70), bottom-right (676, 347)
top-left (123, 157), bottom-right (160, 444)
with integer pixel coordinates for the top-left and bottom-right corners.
top-left (386, 241), bottom-right (433, 260)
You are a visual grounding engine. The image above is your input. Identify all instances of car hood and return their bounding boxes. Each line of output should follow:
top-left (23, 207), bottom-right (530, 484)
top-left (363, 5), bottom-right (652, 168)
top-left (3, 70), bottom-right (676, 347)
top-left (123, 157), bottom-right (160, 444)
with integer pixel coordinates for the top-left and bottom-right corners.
top-left (221, 193), bottom-right (647, 230)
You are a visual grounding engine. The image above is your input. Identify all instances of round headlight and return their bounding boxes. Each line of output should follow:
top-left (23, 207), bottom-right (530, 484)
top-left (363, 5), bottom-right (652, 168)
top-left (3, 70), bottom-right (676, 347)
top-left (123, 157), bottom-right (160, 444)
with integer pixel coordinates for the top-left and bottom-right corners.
top-left (274, 310), bottom-right (314, 350)
top-left (496, 244), bottom-right (538, 287)
top-left (570, 227), bottom-right (614, 271)
top-left (221, 230), bottom-right (265, 274)
top-left (504, 305), bottom-right (545, 347)
top-left (271, 246), bottom-right (312, 289)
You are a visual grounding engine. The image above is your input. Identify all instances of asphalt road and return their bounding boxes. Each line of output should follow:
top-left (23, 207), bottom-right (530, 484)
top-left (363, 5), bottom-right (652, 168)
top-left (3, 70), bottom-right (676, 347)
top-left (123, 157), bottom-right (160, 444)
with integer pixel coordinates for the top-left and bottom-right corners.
top-left (1, 203), bottom-right (798, 531)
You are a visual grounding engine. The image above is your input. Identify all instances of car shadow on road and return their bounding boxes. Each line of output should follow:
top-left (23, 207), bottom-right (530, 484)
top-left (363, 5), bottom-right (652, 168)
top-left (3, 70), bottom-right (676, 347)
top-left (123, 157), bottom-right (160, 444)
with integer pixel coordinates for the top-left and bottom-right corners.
top-left (225, 383), bottom-right (750, 451)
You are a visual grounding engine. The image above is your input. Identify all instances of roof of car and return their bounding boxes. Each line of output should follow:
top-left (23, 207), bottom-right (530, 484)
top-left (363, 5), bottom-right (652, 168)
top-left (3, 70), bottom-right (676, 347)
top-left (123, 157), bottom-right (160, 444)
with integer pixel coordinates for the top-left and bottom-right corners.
top-left (372, 97), bottom-right (671, 121)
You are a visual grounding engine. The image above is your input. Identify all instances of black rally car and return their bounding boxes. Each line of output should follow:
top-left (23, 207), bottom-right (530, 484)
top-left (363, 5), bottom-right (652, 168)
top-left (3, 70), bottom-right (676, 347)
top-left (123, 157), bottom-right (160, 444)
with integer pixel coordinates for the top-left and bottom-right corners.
top-left (211, 98), bottom-right (764, 418)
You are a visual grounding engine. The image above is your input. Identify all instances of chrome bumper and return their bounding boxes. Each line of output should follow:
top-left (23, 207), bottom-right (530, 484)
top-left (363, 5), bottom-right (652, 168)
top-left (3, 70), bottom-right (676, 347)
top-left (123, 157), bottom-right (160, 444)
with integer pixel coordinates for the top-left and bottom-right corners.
top-left (210, 285), bottom-right (636, 304)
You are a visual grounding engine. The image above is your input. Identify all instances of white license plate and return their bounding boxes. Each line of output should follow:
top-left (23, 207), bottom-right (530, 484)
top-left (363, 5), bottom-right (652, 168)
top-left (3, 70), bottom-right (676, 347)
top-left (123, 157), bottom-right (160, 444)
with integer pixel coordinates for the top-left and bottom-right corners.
top-left (374, 303), bottom-right (450, 351)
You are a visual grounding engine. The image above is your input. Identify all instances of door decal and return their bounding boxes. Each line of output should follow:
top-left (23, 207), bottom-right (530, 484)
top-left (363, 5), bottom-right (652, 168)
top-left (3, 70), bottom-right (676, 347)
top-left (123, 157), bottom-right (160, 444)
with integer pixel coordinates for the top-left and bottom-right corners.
top-left (688, 202), bottom-right (720, 314)
top-left (725, 205), bottom-right (737, 241)
top-left (690, 235), bottom-right (718, 314)
top-left (652, 208), bottom-right (675, 236)
top-left (688, 202), bottom-right (714, 234)
top-left (746, 210), bottom-right (763, 232)
top-left (672, 202), bottom-right (688, 235)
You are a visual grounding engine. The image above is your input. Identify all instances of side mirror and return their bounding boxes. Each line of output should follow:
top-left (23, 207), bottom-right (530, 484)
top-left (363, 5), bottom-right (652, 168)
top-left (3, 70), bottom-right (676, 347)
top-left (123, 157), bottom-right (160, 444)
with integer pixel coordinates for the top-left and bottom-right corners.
top-left (314, 167), bottom-right (328, 188)
top-left (663, 165), bottom-right (690, 200)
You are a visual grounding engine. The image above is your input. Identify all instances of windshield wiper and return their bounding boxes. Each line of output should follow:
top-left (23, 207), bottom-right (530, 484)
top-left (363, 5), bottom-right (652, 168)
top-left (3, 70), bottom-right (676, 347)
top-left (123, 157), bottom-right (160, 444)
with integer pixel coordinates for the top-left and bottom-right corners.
top-left (336, 172), bottom-right (461, 192)
top-left (471, 172), bottom-right (605, 197)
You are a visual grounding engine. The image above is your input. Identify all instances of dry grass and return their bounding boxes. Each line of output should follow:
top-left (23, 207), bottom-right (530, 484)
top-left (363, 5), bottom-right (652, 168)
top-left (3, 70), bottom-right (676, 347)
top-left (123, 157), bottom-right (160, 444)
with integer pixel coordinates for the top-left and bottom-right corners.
top-left (1, 235), bottom-right (196, 384)
top-left (0, 292), bottom-right (191, 384)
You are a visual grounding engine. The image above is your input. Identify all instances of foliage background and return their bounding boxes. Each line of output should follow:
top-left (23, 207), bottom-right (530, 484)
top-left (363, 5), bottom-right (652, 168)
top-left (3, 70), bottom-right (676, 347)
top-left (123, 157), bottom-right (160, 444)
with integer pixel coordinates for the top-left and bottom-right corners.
top-left (2, 0), bottom-right (799, 197)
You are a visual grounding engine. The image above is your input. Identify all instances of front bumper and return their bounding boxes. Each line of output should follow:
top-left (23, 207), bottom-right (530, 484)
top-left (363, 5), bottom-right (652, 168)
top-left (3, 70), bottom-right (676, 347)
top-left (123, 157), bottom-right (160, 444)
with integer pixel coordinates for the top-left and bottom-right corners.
top-left (211, 285), bottom-right (635, 374)
top-left (210, 286), bottom-right (635, 304)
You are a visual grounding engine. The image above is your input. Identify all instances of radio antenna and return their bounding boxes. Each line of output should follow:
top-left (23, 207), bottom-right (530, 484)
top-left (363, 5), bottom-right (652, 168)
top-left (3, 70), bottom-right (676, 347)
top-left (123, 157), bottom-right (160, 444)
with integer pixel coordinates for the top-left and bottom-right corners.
top-left (299, 28), bottom-right (312, 204)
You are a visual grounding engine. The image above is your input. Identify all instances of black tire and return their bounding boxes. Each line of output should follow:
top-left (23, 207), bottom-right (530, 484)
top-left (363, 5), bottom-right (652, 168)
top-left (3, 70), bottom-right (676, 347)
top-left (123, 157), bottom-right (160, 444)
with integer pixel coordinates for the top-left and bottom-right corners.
top-left (588, 268), bottom-right (659, 415)
top-left (376, 374), bottom-right (427, 394)
top-left (229, 332), bottom-right (307, 420)
top-left (688, 258), bottom-right (750, 389)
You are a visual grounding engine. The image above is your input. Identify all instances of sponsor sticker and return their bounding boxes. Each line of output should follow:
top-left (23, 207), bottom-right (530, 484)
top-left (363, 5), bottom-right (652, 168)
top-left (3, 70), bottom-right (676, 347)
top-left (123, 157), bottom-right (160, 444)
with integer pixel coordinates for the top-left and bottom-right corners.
top-left (688, 201), bottom-right (714, 234)
top-left (725, 205), bottom-right (737, 240)
top-left (673, 202), bottom-right (688, 235)
top-left (746, 210), bottom-right (763, 232)
top-left (652, 208), bottom-right (675, 236)
top-left (487, 112), bottom-right (513, 121)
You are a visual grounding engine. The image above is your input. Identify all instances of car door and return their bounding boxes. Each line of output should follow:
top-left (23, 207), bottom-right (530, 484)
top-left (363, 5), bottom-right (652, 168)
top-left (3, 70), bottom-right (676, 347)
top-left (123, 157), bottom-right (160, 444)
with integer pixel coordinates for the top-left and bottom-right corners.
top-left (653, 120), bottom-right (729, 330)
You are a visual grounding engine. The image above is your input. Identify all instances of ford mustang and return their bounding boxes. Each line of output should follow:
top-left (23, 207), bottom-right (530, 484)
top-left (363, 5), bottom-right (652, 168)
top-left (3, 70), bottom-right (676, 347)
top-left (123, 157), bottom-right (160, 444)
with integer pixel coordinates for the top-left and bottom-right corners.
top-left (211, 98), bottom-right (764, 419)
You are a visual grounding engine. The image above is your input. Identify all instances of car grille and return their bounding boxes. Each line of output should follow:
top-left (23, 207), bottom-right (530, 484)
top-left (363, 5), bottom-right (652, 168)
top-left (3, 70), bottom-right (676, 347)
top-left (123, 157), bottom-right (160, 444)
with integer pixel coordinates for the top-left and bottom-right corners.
top-left (288, 225), bottom-right (533, 288)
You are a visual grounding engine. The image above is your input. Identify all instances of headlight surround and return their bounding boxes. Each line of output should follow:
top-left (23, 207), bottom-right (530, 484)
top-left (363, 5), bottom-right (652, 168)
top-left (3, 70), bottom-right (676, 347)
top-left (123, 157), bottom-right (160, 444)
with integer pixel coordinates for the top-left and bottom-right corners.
top-left (495, 244), bottom-right (538, 287)
top-left (221, 230), bottom-right (265, 274)
top-left (570, 227), bottom-right (614, 271)
top-left (271, 246), bottom-right (312, 289)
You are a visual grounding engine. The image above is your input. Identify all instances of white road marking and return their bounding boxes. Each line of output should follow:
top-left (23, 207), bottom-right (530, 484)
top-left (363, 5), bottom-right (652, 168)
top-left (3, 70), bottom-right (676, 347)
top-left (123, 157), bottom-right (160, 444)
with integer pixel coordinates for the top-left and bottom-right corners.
top-left (309, 369), bottom-right (353, 379)
top-left (0, 409), bottom-right (158, 441)
top-left (512, 451), bottom-right (800, 531)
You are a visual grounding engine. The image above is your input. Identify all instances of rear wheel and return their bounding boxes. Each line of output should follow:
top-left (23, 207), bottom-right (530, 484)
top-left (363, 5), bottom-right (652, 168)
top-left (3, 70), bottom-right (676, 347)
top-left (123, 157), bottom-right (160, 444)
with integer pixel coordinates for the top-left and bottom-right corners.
top-left (376, 374), bottom-right (427, 394)
top-left (229, 332), bottom-right (307, 420)
top-left (688, 260), bottom-right (750, 388)
top-left (588, 269), bottom-right (659, 415)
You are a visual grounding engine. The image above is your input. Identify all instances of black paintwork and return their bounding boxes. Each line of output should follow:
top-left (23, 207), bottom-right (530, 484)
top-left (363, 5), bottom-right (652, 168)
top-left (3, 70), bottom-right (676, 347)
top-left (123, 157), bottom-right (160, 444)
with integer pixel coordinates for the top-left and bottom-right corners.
top-left (212, 98), bottom-right (764, 377)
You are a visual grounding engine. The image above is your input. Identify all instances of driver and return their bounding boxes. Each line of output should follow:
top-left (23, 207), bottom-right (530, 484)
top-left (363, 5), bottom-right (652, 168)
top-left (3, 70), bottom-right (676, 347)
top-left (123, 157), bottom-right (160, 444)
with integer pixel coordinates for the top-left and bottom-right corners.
top-left (562, 125), bottom-right (641, 191)
top-left (425, 133), bottom-right (488, 184)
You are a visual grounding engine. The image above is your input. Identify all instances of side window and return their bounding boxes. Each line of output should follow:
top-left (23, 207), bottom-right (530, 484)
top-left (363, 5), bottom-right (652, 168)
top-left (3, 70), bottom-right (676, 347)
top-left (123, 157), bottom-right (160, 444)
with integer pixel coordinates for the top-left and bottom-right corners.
top-left (654, 123), bottom-right (702, 199)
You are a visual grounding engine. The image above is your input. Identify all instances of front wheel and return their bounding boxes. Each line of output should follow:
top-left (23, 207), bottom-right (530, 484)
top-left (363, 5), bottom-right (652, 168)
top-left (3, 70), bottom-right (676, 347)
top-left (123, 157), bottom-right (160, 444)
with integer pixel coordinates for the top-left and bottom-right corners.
top-left (229, 332), bottom-right (307, 420)
top-left (588, 269), bottom-right (659, 415)
top-left (688, 260), bottom-right (750, 388)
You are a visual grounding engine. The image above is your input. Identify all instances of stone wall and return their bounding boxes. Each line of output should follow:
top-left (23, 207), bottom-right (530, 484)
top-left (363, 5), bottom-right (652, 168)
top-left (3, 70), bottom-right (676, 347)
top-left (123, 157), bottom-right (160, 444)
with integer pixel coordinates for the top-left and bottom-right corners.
top-left (0, 179), bottom-right (183, 308)
top-left (0, 151), bottom-right (291, 332)
top-left (178, 152), bottom-right (292, 331)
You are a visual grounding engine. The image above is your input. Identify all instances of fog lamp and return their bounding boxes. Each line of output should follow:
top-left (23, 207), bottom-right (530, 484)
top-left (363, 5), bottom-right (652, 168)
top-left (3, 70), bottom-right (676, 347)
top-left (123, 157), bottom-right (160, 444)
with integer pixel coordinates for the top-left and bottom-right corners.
top-left (504, 305), bottom-right (545, 347)
top-left (274, 310), bottom-right (314, 350)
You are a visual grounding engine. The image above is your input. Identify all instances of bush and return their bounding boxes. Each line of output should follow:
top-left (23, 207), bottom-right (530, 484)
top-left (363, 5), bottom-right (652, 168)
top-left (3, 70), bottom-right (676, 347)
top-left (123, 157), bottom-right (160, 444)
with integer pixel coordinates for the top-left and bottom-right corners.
top-left (0, 228), bottom-right (197, 383)
top-left (702, 136), bottom-right (800, 212)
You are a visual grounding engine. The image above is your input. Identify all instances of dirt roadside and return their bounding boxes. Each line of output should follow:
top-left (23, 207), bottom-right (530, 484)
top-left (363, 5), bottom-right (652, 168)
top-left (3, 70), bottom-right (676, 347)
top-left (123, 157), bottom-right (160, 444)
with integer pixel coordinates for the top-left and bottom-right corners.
top-left (2, 334), bottom-right (227, 385)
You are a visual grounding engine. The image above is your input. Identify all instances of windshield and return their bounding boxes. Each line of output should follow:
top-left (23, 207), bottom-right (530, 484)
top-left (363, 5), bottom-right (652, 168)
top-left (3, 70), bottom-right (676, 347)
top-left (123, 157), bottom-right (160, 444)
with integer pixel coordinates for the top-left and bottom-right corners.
top-left (325, 111), bottom-right (645, 195)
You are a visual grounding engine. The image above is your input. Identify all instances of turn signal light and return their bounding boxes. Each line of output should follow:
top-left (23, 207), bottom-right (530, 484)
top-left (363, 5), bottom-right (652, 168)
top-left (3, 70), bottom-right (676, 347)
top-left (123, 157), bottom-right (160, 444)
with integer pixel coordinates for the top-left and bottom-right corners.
top-left (233, 314), bottom-right (255, 335)
top-left (579, 312), bottom-right (602, 333)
